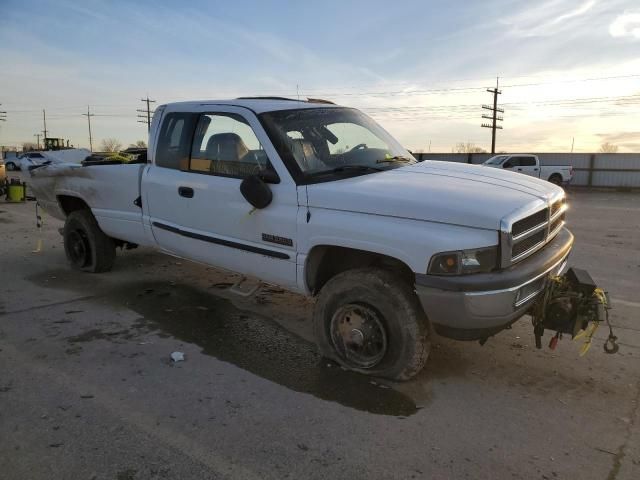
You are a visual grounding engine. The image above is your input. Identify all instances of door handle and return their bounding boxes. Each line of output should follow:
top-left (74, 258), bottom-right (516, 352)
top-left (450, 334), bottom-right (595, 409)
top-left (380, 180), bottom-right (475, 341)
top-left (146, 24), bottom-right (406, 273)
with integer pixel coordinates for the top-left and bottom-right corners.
top-left (534, 168), bottom-right (539, 171)
top-left (517, 168), bottom-right (522, 171)
top-left (178, 186), bottom-right (194, 198)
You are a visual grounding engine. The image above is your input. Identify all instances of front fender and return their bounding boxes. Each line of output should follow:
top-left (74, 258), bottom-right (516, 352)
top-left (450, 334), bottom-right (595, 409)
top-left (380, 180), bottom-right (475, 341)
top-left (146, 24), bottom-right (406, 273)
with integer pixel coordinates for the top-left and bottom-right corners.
top-left (299, 208), bottom-right (499, 276)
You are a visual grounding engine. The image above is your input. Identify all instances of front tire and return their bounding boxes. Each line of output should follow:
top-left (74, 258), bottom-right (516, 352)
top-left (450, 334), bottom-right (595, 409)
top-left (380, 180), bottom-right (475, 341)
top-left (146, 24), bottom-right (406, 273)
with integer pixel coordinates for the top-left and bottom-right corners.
top-left (63, 210), bottom-right (116, 273)
top-left (6, 162), bottom-right (16, 171)
top-left (313, 267), bottom-right (430, 381)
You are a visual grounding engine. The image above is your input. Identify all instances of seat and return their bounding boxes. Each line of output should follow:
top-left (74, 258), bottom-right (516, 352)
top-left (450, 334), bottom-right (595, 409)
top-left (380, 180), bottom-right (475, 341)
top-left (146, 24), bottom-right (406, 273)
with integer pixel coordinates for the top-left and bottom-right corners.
top-left (205, 133), bottom-right (249, 162)
top-left (204, 133), bottom-right (251, 175)
top-left (289, 139), bottom-right (327, 172)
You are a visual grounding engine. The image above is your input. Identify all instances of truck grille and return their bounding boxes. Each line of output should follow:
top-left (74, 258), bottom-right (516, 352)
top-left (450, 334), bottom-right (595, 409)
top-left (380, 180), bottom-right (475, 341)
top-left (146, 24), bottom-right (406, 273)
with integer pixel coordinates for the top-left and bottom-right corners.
top-left (550, 199), bottom-right (563, 216)
top-left (512, 229), bottom-right (546, 258)
top-left (512, 209), bottom-right (548, 237)
top-left (503, 196), bottom-right (566, 266)
top-left (549, 212), bottom-right (565, 236)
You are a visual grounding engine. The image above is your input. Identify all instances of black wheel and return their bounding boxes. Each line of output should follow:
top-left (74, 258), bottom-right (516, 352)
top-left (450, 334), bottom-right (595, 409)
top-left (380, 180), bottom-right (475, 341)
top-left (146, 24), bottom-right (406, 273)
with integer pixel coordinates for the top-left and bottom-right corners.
top-left (6, 162), bottom-right (16, 171)
top-left (63, 210), bottom-right (115, 273)
top-left (548, 174), bottom-right (562, 186)
top-left (313, 267), bottom-right (430, 380)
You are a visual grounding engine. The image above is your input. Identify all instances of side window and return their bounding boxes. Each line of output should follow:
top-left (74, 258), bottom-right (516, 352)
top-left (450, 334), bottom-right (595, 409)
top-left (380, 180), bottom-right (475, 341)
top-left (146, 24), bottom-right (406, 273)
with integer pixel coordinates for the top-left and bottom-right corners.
top-left (156, 113), bottom-right (197, 170)
top-left (189, 113), bottom-right (277, 180)
top-left (504, 157), bottom-right (519, 168)
top-left (519, 156), bottom-right (536, 167)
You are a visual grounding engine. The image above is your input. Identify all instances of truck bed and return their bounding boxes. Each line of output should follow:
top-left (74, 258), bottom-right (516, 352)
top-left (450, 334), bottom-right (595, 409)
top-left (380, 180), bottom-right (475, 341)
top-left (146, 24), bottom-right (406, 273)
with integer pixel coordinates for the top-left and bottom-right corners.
top-left (28, 162), bottom-right (149, 245)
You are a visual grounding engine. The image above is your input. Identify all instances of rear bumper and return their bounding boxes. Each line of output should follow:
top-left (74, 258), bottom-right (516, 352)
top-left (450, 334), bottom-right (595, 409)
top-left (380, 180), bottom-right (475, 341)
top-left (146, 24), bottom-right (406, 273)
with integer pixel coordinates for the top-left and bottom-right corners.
top-left (414, 228), bottom-right (573, 340)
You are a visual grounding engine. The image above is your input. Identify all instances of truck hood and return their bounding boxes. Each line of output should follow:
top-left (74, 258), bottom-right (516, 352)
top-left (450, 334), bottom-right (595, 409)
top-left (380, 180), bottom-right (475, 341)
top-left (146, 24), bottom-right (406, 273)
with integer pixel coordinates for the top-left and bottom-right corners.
top-left (306, 160), bottom-right (563, 230)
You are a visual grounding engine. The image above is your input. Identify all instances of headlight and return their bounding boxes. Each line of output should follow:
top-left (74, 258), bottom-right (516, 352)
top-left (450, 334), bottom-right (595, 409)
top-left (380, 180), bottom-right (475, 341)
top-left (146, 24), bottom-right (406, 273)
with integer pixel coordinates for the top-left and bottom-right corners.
top-left (428, 246), bottom-right (498, 275)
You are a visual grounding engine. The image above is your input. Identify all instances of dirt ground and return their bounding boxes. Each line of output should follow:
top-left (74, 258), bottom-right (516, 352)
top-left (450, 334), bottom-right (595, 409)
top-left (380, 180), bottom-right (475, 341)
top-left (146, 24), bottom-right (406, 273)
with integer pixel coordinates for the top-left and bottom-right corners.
top-left (0, 180), bottom-right (638, 480)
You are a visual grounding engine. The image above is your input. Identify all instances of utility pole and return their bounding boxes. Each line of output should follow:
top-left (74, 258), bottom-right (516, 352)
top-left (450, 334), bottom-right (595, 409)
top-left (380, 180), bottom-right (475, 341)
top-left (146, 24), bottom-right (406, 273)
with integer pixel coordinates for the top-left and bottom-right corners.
top-left (481, 77), bottom-right (503, 154)
top-left (42, 109), bottom-right (48, 142)
top-left (34, 133), bottom-right (41, 149)
top-left (82, 105), bottom-right (95, 151)
top-left (0, 107), bottom-right (6, 147)
top-left (570, 137), bottom-right (575, 153)
top-left (137, 96), bottom-right (155, 132)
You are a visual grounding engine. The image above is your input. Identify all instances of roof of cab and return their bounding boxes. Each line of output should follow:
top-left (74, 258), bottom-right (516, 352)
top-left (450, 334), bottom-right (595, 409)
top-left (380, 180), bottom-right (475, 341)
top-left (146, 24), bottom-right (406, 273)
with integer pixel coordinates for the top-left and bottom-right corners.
top-left (162, 97), bottom-right (341, 114)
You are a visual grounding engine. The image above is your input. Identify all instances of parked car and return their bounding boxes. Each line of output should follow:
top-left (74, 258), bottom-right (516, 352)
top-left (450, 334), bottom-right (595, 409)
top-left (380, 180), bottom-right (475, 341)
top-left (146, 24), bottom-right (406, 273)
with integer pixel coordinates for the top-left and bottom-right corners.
top-left (28, 98), bottom-right (582, 380)
top-left (483, 154), bottom-right (573, 185)
top-left (13, 149), bottom-right (93, 171)
top-left (6, 152), bottom-right (47, 170)
top-left (0, 158), bottom-right (6, 182)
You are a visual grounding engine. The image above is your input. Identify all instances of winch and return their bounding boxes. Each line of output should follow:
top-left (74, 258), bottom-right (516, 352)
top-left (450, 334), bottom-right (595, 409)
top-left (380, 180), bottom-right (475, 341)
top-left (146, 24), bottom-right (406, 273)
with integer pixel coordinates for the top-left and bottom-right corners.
top-left (531, 267), bottom-right (619, 355)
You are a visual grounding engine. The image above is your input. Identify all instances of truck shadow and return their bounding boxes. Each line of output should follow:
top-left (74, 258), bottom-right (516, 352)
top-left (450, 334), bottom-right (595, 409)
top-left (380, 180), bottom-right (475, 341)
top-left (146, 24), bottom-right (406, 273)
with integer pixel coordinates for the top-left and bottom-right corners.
top-left (28, 270), bottom-right (441, 417)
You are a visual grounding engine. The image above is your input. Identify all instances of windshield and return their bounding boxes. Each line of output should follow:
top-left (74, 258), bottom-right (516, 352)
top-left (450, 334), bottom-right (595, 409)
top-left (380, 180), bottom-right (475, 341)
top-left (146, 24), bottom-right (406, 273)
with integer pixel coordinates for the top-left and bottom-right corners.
top-left (259, 107), bottom-right (415, 182)
top-left (485, 155), bottom-right (508, 165)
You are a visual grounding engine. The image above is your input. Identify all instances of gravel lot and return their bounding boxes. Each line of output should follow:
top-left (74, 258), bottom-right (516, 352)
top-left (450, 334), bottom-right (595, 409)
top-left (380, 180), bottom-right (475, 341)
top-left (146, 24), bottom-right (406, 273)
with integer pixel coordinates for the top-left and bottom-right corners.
top-left (1, 180), bottom-right (638, 480)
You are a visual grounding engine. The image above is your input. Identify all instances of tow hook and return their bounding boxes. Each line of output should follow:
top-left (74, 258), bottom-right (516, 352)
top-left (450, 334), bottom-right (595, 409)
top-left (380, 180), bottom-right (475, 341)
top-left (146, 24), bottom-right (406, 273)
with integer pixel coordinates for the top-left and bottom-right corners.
top-left (531, 267), bottom-right (619, 356)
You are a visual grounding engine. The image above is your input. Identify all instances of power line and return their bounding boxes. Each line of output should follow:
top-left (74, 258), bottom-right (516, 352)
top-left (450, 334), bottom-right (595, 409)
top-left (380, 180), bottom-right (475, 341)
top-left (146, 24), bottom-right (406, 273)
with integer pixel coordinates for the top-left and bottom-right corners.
top-left (1, 72), bottom-right (637, 113)
top-left (298, 73), bottom-right (640, 93)
top-left (294, 73), bottom-right (640, 98)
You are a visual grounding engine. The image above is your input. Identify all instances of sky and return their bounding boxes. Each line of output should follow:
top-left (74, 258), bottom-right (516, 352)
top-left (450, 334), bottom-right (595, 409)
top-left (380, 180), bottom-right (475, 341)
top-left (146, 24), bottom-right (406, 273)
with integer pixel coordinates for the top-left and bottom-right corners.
top-left (0, 0), bottom-right (639, 153)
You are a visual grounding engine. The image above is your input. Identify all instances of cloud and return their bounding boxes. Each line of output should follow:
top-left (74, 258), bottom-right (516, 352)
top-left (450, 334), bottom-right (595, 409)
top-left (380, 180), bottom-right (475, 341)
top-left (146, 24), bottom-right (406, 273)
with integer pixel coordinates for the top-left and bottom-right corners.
top-left (555, 0), bottom-right (597, 23)
top-left (596, 131), bottom-right (640, 150)
top-left (500, 0), bottom-right (597, 38)
top-left (609, 11), bottom-right (640, 39)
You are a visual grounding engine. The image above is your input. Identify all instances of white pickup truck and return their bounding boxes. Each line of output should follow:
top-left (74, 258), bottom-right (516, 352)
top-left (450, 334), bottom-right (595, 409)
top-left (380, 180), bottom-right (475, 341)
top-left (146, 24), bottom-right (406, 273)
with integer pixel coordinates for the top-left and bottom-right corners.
top-left (28, 98), bottom-right (576, 380)
top-left (483, 154), bottom-right (573, 186)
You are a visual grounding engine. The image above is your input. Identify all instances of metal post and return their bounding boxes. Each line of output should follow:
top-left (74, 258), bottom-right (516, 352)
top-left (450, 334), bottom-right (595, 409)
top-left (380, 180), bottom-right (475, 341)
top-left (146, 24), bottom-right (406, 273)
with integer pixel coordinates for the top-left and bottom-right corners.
top-left (588, 154), bottom-right (596, 187)
top-left (82, 106), bottom-right (94, 151)
top-left (43, 109), bottom-right (48, 144)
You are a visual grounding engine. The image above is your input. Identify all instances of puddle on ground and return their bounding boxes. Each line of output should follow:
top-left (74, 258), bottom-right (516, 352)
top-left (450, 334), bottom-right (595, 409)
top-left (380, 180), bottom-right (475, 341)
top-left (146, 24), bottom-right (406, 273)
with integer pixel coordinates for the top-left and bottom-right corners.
top-left (28, 271), bottom-right (422, 416)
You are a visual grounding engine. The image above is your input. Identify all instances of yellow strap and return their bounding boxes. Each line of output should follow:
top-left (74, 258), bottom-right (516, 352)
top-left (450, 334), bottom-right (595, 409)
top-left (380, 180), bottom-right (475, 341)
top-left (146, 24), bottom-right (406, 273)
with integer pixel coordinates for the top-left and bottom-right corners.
top-left (32, 238), bottom-right (43, 253)
top-left (576, 322), bottom-right (599, 356)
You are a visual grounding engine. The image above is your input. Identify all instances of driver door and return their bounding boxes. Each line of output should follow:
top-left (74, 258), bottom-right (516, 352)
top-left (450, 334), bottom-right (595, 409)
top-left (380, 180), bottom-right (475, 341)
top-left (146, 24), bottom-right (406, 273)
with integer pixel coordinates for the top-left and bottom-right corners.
top-left (144, 107), bottom-right (299, 289)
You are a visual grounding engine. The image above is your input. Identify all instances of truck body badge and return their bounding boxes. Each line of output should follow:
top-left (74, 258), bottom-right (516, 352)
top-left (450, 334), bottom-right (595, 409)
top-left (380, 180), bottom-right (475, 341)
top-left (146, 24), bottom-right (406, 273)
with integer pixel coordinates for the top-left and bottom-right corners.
top-left (262, 233), bottom-right (293, 247)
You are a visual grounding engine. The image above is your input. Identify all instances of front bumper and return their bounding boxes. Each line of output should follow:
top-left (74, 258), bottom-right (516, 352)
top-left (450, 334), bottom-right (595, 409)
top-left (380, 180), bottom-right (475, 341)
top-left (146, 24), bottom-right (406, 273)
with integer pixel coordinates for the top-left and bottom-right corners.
top-left (414, 228), bottom-right (573, 340)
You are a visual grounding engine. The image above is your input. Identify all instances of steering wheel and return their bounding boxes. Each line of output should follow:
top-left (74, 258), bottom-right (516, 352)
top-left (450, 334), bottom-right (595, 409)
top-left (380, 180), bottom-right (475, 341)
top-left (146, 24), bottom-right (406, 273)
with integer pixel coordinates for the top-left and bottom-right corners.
top-left (349, 143), bottom-right (368, 152)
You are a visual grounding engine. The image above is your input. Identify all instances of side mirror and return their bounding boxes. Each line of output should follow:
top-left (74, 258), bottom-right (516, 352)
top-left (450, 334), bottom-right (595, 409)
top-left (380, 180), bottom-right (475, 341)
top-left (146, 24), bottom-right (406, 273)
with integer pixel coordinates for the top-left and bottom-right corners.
top-left (503, 161), bottom-right (512, 169)
top-left (257, 168), bottom-right (280, 184)
top-left (240, 175), bottom-right (273, 209)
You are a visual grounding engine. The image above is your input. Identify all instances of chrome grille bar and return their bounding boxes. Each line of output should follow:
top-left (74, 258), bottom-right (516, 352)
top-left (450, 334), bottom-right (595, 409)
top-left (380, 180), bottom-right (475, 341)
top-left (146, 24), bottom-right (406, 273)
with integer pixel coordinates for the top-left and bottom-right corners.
top-left (499, 193), bottom-right (566, 268)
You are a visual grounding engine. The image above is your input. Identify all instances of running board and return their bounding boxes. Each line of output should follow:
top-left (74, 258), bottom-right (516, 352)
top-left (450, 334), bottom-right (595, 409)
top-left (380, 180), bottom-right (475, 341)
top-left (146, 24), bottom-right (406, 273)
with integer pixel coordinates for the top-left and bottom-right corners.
top-left (228, 277), bottom-right (262, 297)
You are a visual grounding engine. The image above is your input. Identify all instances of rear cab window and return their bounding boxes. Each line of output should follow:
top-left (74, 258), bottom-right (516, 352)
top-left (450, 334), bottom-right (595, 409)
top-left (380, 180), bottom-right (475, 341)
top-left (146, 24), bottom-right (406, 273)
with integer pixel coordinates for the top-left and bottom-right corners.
top-left (518, 156), bottom-right (537, 167)
top-left (155, 112), bottom-right (198, 170)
